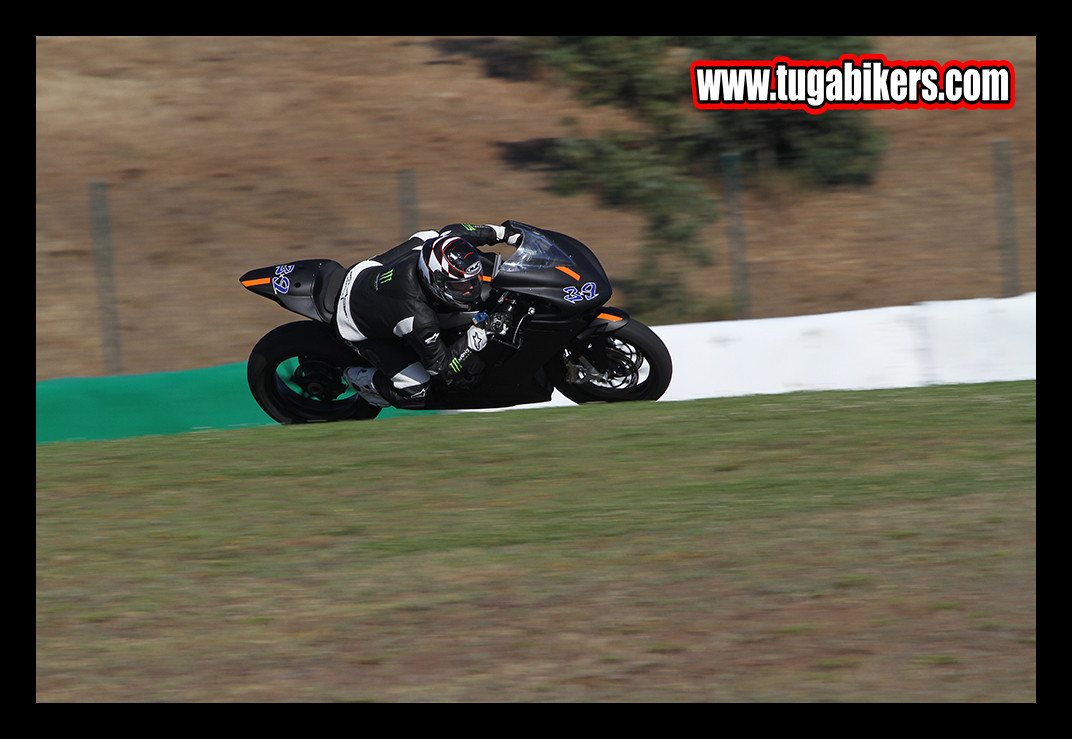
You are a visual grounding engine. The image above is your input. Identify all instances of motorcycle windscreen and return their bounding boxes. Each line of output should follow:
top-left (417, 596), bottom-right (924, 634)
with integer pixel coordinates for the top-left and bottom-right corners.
top-left (499, 236), bottom-right (576, 273)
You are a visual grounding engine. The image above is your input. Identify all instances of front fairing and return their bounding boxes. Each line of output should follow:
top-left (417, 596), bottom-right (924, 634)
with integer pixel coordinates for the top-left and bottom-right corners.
top-left (491, 221), bottom-right (612, 314)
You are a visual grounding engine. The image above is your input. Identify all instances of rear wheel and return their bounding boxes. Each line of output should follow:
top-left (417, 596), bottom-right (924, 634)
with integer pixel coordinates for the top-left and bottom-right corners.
top-left (550, 320), bottom-right (672, 404)
top-left (247, 321), bottom-right (381, 424)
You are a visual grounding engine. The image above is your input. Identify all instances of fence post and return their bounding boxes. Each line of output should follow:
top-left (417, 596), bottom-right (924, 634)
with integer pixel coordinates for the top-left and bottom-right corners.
top-left (397, 168), bottom-right (419, 240)
top-left (721, 152), bottom-right (752, 319)
top-left (992, 139), bottom-right (1021, 298)
top-left (88, 179), bottom-right (123, 375)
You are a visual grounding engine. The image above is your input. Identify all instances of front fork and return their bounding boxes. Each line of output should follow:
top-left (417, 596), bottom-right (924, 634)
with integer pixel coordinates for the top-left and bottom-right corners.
top-left (563, 307), bottom-right (632, 380)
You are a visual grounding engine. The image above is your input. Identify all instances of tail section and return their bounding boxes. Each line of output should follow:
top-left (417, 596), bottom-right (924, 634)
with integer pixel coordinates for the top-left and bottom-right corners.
top-left (240, 259), bottom-right (345, 323)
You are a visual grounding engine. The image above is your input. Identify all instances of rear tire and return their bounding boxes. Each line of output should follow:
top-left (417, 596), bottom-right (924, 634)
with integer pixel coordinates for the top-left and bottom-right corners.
top-left (247, 321), bottom-right (382, 424)
top-left (550, 320), bottom-right (672, 404)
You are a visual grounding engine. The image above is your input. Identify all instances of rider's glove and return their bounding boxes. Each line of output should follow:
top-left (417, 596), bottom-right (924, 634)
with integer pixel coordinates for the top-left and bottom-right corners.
top-left (493, 222), bottom-right (522, 246)
top-left (467, 312), bottom-right (489, 351)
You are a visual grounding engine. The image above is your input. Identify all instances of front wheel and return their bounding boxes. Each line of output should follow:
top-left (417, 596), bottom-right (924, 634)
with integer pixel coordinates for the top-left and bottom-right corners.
top-left (247, 320), bottom-right (382, 424)
top-left (550, 320), bottom-right (672, 404)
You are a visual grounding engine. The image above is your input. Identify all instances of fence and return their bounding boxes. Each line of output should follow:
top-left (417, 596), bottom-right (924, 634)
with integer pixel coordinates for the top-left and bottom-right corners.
top-left (35, 138), bottom-right (1035, 381)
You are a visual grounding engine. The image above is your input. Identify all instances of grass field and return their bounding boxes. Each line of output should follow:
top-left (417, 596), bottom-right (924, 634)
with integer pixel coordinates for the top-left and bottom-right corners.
top-left (36, 382), bottom-right (1036, 702)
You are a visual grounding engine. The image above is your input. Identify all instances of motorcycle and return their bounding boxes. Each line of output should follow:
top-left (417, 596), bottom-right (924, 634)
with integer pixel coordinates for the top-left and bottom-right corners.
top-left (239, 221), bottom-right (673, 423)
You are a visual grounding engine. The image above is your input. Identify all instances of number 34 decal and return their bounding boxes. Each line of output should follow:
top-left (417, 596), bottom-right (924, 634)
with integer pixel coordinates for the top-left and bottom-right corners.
top-left (563, 282), bottom-right (599, 303)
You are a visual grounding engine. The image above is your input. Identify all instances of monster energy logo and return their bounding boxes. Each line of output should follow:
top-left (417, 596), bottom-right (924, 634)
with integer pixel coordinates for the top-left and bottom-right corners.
top-left (450, 349), bottom-right (473, 374)
top-left (378, 269), bottom-right (394, 284)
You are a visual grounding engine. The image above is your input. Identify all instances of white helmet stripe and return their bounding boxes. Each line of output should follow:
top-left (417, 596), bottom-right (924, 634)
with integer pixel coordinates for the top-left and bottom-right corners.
top-left (438, 236), bottom-right (472, 278)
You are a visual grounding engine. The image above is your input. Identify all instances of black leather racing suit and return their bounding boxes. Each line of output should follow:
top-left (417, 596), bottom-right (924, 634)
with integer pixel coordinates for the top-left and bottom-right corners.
top-left (334, 224), bottom-right (506, 407)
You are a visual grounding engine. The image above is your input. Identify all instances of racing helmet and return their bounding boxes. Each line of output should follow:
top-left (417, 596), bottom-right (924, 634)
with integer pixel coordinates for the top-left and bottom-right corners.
top-left (418, 235), bottom-right (484, 308)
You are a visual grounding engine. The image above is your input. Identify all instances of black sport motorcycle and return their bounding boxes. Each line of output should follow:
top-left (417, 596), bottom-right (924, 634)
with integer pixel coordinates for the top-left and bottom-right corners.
top-left (240, 221), bottom-right (672, 423)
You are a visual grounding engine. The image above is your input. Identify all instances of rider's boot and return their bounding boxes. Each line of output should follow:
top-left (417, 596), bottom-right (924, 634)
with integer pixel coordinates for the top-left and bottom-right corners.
top-left (343, 366), bottom-right (392, 408)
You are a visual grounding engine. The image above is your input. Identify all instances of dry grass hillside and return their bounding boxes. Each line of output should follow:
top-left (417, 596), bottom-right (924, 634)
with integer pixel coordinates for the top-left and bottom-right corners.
top-left (35, 36), bottom-right (1035, 381)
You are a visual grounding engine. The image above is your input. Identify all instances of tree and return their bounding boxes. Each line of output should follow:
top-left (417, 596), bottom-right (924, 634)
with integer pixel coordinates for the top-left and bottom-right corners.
top-left (534, 36), bottom-right (885, 320)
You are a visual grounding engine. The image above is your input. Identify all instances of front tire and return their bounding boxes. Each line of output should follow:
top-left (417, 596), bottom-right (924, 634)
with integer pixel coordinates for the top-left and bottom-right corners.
top-left (550, 320), bottom-right (672, 404)
top-left (247, 321), bottom-right (382, 424)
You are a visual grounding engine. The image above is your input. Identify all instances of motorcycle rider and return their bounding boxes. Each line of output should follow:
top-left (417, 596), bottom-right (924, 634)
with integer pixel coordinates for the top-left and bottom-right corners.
top-left (335, 222), bottom-right (521, 409)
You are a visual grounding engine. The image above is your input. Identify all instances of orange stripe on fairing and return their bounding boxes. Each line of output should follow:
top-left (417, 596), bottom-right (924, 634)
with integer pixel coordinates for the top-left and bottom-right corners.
top-left (242, 277), bottom-right (272, 287)
top-left (597, 312), bottom-right (624, 321)
top-left (555, 266), bottom-right (581, 280)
